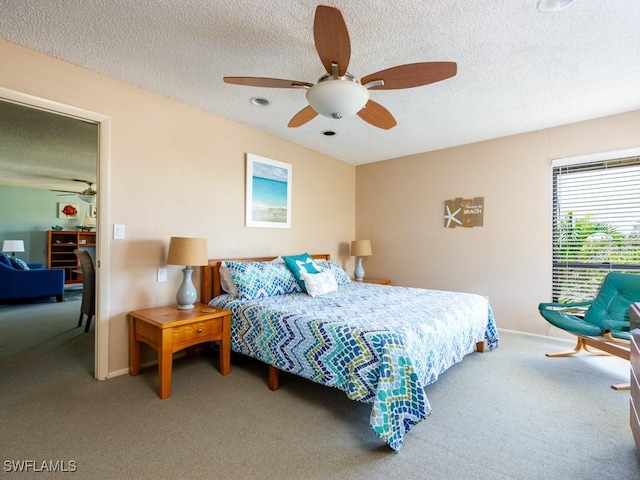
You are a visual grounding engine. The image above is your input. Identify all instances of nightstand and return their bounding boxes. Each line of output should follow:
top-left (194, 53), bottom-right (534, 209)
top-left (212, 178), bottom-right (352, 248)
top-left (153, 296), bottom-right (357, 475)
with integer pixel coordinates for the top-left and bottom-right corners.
top-left (357, 278), bottom-right (391, 285)
top-left (128, 303), bottom-right (231, 399)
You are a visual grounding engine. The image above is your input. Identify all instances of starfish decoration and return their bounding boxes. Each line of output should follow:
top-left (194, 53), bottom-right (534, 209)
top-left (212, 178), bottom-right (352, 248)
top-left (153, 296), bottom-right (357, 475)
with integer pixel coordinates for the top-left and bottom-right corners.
top-left (444, 204), bottom-right (462, 228)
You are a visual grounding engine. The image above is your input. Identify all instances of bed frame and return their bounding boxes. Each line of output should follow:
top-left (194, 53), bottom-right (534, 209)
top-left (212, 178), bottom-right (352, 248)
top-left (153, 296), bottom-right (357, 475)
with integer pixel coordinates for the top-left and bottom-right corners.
top-left (200, 254), bottom-right (331, 391)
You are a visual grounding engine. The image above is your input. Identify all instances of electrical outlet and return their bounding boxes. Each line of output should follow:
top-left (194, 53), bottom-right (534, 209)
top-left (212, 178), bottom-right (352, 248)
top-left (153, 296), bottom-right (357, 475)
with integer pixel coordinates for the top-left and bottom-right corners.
top-left (157, 268), bottom-right (167, 282)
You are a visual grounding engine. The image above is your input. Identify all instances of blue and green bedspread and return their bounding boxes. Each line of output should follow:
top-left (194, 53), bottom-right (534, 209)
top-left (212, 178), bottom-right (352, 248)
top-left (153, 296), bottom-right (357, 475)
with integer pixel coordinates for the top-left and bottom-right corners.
top-left (209, 282), bottom-right (499, 451)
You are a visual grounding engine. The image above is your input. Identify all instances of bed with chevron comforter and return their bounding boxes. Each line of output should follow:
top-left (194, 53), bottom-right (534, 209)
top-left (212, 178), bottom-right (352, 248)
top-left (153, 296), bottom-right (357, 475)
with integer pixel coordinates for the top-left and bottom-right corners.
top-left (209, 281), bottom-right (498, 451)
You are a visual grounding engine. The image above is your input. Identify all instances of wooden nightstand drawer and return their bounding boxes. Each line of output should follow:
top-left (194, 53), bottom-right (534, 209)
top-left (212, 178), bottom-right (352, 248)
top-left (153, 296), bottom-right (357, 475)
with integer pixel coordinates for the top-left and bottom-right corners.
top-left (172, 319), bottom-right (222, 343)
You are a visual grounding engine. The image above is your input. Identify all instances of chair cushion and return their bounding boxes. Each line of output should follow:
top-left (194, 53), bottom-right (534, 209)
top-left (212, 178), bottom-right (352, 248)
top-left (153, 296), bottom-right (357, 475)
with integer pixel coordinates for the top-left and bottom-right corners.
top-left (538, 307), bottom-right (602, 337)
top-left (583, 272), bottom-right (640, 333)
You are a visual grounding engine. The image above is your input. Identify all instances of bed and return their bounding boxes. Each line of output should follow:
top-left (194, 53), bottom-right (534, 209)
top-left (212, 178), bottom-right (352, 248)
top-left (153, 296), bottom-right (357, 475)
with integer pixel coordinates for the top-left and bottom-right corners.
top-left (201, 254), bottom-right (499, 451)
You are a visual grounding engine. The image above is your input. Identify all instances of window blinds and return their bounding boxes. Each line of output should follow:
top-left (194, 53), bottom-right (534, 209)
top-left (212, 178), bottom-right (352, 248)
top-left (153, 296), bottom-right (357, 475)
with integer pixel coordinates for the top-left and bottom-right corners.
top-left (552, 155), bottom-right (640, 302)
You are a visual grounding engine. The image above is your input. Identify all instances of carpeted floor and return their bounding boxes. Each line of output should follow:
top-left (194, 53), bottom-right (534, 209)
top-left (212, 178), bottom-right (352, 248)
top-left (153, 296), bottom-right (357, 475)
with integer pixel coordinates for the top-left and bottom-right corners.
top-left (0, 295), bottom-right (639, 479)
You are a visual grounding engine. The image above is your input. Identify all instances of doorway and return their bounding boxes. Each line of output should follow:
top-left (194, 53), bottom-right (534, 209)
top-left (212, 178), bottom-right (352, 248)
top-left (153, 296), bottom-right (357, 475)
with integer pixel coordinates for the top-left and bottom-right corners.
top-left (0, 87), bottom-right (110, 379)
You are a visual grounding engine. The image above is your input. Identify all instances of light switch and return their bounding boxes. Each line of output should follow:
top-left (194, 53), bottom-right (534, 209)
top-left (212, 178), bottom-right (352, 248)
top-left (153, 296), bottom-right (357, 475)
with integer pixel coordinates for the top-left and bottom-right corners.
top-left (113, 224), bottom-right (125, 240)
top-left (157, 268), bottom-right (167, 282)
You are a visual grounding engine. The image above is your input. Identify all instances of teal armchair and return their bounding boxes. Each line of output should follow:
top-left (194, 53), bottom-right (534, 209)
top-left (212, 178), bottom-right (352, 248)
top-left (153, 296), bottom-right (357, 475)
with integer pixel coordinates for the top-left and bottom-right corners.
top-left (538, 272), bottom-right (640, 388)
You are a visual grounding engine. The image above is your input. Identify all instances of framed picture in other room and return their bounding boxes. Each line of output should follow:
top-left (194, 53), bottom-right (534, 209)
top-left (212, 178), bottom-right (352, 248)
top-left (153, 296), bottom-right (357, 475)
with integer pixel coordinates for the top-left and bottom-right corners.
top-left (58, 202), bottom-right (79, 219)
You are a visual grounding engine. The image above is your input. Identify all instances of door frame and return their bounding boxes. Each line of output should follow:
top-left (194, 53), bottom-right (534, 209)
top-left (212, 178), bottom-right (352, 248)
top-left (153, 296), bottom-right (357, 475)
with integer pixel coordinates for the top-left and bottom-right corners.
top-left (0, 87), bottom-right (111, 380)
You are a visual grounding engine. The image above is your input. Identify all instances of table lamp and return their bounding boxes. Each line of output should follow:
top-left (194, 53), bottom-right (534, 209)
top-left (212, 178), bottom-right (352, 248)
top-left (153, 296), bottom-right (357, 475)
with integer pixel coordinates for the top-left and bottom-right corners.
top-left (166, 237), bottom-right (208, 310)
top-left (350, 240), bottom-right (372, 281)
top-left (2, 239), bottom-right (25, 258)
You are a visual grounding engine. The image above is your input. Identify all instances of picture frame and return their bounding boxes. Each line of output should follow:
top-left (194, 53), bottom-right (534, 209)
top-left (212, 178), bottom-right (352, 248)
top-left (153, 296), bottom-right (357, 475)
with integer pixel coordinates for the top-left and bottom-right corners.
top-left (58, 202), bottom-right (79, 219)
top-left (90, 204), bottom-right (97, 219)
top-left (246, 153), bottom-right (292, 228)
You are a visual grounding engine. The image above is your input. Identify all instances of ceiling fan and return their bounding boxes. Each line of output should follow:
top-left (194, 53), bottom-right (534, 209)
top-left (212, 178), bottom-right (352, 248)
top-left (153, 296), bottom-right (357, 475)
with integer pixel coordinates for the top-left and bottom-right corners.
top-left (224, 5), bottom-right (457, 130)
top-left (53, 179), bottom-right (97, 203)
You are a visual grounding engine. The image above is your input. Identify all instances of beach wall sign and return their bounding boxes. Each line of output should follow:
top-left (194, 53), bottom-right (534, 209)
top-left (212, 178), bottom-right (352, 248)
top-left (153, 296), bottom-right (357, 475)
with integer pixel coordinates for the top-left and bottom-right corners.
top-left (444, 197), bottom-right (484, 228)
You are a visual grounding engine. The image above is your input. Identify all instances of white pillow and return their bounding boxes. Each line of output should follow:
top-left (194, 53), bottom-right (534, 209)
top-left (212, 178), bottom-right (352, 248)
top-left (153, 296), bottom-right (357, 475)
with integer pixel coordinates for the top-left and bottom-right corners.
top-left (301, 270), bottom-right (338, 297)
top-left (219, 262), bottom-right (239, 297)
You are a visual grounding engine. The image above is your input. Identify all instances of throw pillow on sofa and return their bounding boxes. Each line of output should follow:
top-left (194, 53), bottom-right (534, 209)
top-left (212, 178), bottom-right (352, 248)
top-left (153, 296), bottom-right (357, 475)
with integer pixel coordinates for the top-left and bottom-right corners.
top-left (0, 254), bottom-right (13, 268)
top-left (10, 257), bottom-right (30, 270)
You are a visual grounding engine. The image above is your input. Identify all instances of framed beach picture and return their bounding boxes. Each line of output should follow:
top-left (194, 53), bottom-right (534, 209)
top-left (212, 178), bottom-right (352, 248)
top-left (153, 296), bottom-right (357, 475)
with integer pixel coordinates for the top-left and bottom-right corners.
top-left (246, 153), bottom-right (292, 228)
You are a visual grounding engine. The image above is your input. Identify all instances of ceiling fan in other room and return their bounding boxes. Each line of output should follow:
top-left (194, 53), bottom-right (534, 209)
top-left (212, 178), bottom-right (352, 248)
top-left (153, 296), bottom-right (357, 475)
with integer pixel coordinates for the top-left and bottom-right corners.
top-left (53, 179), bottom-right (97, 203)
top-left (223, 5), bottom-right (457, 130)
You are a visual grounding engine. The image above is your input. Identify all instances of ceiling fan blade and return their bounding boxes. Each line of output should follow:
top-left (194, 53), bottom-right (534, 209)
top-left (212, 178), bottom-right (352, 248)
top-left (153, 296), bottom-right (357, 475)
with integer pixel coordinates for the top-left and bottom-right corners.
top-left (313, 6), bottom-right (351, 76)
top-left (357, 100), bottom-right (397, 130)
top-left (224, 77), bottom-right (313, 89)
top-left (288, 105), bottom-right (318, 128)
top-left (361, 62), bottom-right (457, 90)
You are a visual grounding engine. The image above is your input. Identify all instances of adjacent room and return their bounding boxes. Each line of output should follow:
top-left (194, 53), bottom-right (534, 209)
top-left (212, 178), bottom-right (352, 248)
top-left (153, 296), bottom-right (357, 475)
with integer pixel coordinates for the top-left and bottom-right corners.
top-left (1, 1), bottom-right (639, 478)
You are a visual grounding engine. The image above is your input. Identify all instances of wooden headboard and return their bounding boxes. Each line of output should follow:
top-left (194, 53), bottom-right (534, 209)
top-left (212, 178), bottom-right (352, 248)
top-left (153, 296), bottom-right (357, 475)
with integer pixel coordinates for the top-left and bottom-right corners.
top-left (200, 254), bottom-right (331, 304)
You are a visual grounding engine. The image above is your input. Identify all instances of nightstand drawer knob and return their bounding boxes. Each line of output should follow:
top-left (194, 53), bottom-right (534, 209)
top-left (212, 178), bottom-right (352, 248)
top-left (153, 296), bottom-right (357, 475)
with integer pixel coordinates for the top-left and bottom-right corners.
top-left (197, 328), bottom-right (203, 333)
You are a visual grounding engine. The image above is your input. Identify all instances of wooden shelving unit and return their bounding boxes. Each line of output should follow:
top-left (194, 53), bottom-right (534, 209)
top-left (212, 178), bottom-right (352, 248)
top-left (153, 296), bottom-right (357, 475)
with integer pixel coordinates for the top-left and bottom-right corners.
top-left (47, 230), bottom-right (96, 284)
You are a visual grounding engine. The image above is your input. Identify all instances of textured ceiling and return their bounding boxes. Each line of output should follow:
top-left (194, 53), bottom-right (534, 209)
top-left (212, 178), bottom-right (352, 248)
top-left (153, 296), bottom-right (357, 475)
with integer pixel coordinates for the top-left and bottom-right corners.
top-left (1, 0), bottom-right (639, 169)
top-left (0, 99), bottom-right (98, 192)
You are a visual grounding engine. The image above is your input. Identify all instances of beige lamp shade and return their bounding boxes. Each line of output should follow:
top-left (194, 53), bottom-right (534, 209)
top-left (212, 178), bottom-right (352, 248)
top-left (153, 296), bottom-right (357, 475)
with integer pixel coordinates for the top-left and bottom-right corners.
top-left (350, 240), bottom-right (372, 257)
top-left (166, 237), bottom-right (208, 266)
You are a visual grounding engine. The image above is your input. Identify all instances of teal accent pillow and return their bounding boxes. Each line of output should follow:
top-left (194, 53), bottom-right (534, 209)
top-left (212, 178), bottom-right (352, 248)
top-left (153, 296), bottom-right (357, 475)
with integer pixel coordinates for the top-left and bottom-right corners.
top-left (225, 261), bottom-right (301, 300)
top-left (283, 253), bottom-right (321, 292)
top-left (10, 257), bottom-right (30, 271)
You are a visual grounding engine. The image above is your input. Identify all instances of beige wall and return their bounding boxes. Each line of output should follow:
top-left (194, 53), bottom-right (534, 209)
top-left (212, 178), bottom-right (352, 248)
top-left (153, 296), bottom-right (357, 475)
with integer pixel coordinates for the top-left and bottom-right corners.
top-left (3, 37), bottom-right (639, 375)
top-left (0, 39), bottom-right (355, 376)
top-left (356, 110), bottom-right (640, 336)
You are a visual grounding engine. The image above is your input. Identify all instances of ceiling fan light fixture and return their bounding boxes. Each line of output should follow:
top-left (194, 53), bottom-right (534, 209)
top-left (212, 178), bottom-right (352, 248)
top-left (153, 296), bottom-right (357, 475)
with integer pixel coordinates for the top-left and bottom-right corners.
top-left (78, 194), bottom-right (95, 203)
top-left (306, 77), bottom-right (369, 120)
top-left (537, 0), bottom-right (577, 13)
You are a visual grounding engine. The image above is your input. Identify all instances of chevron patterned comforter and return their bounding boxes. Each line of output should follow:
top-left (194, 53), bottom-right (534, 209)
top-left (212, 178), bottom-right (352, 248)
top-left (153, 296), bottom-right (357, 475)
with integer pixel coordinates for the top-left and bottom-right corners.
top-left (209, 282), bottom-right (499, 451)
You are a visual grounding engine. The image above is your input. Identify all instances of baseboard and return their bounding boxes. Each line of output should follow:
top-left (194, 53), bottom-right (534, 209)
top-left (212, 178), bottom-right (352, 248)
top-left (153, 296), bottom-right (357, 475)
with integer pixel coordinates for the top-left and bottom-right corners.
top-left (497, 327), bottom-right (577, 344)
top-left (106, 350), bottom-right (190, 379)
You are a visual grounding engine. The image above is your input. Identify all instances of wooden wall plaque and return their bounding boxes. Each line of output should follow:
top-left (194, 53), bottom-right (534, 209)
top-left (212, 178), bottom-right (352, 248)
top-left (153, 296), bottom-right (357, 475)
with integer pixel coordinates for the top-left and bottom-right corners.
top-left (444, 197), bottom-right (484, 228)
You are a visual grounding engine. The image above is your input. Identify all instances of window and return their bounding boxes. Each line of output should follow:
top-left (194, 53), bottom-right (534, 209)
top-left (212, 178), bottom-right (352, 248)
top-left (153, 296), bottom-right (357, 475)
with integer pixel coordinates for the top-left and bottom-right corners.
top-left (552, 151), bottom-right (640, 302)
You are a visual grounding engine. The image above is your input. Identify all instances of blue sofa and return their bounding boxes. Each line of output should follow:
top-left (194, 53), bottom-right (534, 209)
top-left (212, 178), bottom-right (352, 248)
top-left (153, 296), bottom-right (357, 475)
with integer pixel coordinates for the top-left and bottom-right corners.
top-left (0, 253), bottom-right (64, 303)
